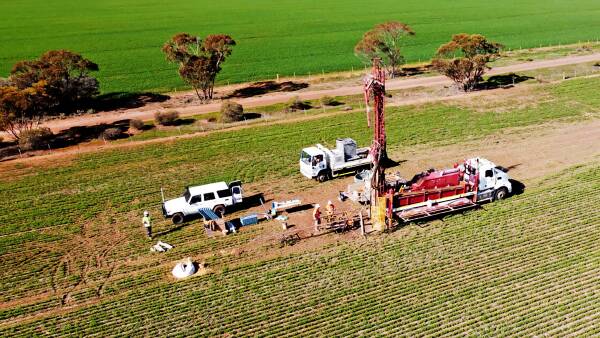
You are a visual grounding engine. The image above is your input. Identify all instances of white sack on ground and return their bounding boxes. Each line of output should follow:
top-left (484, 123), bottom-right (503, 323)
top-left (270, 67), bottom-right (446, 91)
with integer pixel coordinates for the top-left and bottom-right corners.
top-left (172, 257), bottom-right (196, 279)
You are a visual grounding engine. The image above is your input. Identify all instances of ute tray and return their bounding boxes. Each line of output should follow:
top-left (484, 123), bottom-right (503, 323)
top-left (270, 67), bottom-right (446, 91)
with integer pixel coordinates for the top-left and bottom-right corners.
top-left (395, 197), bottom-right (478, 222)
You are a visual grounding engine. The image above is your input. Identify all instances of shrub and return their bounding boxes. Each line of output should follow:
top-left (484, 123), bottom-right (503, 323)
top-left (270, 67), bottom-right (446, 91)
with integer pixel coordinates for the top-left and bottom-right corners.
top-left (18, 127), bottom-right (53, 151)
top-left (288, 96), bottom-right (311, 111)
top-left (220, 101), bottom-right (244, 123)
top-left (154, 110), bottom-right (179, 126)
top-left (129, 119), bottom-right (145, 130)
top-left (320, 96), bottom-right (339, 106)
top-left (100, 128), bottom-right (123, 140)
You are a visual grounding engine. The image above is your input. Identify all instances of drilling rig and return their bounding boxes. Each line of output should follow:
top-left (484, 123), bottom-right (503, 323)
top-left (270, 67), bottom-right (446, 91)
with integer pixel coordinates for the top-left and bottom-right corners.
top-left (361, 59), bottom-right (512, 230)
top-left (323, 59), bottom-right (513, 233)
top-left (363, 59), bottom-right (389, 231)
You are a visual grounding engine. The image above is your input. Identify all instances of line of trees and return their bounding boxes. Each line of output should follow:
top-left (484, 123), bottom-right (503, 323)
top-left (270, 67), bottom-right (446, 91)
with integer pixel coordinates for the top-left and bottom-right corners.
top-left (355, 21), bottom-right (503, 91)
top-left (1, 26), bottom-right (504, 144)
top-left (0, 33), bottom-right (238, 142)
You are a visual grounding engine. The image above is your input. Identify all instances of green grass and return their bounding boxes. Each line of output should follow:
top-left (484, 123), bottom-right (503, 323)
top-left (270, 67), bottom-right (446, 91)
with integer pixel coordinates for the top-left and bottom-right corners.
top-left (1, 0), bottom-right (599, 93)
top-left (2, 161), bottom-right (598, 336)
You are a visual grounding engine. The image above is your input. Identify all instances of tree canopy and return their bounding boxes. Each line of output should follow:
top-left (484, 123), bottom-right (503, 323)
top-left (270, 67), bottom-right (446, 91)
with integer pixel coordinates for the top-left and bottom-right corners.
top-left (162, 33), bottom-right (236, 101)
top-left (355, 21), bottom-right (415, 77)
top-left (10, 50), bottom-right (99, 112)
top-left (432, 33), bottom-right (503, 91)
top-left (0, 50), bottom-right (99, 139)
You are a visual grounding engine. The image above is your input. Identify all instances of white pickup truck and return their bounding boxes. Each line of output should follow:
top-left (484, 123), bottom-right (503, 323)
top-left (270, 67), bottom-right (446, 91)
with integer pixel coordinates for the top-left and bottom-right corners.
top-left (300, 138), bottom-right (371, 182)
top-left (162, 181), bottom-right (243, 224)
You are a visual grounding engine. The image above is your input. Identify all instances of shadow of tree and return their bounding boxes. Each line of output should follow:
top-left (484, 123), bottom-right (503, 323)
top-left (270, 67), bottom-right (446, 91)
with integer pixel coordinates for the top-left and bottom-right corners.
top-left (93, 92), bottom-right (170, 111)
top-left (479, 73), bottom-right (533, 89)
top-left (225, 81), bottom-right (309, 99)
top-left (242, 113), bottom-right (262, 120)
top-left (396, 64), bottom-right (432, 77)
top-left (50, 120), bottom-right (132, 148)
top-left (160, 118), bottom-right (195, 127)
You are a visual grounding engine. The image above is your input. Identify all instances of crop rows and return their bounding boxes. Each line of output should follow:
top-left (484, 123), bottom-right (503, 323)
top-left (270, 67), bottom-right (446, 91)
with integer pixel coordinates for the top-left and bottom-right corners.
top-left (0, 78), bottom-right (597, 329)
top-left (1, 162), bottom-right (597, 336)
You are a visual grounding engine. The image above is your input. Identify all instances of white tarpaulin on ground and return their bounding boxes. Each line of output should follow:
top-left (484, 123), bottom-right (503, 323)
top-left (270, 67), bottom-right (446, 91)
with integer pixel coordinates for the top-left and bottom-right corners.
top-left (171, 257), bottom-right (196, 279)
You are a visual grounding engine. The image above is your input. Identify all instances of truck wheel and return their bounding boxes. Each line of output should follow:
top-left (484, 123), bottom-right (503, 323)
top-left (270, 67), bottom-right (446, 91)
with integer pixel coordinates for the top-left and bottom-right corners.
top-left (172, 213), bottom-right (184, 225)
top-left (213, 205), bottom-right (226, 217)
top-left (317, 172), bottom-right (329, 183)
top-left (494, 187), bottom-right (508, 201)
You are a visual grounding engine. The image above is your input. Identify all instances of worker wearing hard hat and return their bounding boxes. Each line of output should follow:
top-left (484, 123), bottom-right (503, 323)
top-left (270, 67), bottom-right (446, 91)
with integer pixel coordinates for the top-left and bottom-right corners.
top-left (312, 204), bottom-right (321, 232)
top-left (326, 200), bottom-right (335, 215)
top-left (142, 211), bottom-right (152, 239)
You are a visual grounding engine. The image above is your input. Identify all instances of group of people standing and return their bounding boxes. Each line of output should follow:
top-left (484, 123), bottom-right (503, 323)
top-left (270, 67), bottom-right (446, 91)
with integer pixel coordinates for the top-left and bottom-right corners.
top-left (312, 200), bottom-right (335, 232)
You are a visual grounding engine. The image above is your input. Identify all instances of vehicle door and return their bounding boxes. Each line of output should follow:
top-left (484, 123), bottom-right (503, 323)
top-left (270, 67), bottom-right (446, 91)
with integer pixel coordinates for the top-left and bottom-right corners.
top-left (313, 154), bottom-right (326, 172)
top-left (187, 194), bottom-right (203, 214)
top-left (217, 189), bottom-right (234, 206)
top-left (203, 192), bottom-right (217, 209)
top-left (478, 168), bottom-right (496, 200)
top-left (231, 185), bottom-right (243, 204)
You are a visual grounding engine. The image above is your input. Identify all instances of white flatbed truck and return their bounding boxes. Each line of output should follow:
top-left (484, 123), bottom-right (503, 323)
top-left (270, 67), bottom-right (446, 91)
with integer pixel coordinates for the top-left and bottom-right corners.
top-left (300, 138), bottom-right (371, 182)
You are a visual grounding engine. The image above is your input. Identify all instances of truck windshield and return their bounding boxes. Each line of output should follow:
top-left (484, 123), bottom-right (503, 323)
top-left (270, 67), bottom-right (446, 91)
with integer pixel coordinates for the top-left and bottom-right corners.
top-left (300, 151), bottom-right (311, 164)
top-left (183, 188), bottom-right (191, 202)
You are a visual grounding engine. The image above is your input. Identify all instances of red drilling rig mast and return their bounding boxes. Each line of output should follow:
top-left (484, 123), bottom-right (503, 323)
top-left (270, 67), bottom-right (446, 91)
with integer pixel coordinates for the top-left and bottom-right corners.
top-left (364, 59), bottom-right (387, 200)
top-left (363, 58), bottom-right (389, 231)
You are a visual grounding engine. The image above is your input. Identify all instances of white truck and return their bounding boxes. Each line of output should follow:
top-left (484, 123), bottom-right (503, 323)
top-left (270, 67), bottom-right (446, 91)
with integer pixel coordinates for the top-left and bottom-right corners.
top-left (162, 181), bottom-right (243, 224)
top-left (300, 138), bottom-right (371, 182)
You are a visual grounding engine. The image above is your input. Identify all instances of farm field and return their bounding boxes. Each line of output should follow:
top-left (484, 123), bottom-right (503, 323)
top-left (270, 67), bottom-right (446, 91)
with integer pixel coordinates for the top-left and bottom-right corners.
top-left (1, 0), bottom-right (600, 93)
top-left (1, 161), bottom-right (599, 336)
top-left (0, 73), bottom-right (599, 334)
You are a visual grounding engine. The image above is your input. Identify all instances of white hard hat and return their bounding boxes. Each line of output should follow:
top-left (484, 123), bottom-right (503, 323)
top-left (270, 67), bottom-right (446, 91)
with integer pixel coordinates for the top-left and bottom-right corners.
top-left (327, 200), bottom-right (332, 205)
top-left (315, 204), bottom-right (320, 208)
top-left (144, 210), bottom-right (149, 216)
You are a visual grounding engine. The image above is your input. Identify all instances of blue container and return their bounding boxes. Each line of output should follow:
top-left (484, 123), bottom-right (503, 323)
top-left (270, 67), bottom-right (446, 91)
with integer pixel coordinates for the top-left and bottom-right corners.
top-left (240, 214), bottom-right (258, 226)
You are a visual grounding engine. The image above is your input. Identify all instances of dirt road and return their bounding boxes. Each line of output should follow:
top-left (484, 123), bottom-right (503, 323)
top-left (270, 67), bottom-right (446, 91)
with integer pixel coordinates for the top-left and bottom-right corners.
top-left (41, 53), bottom-right (600, 133)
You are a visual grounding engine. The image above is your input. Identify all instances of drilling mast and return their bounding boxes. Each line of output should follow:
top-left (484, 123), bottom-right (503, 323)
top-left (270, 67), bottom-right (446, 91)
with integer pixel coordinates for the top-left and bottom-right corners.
top-left (364, 58), bottom-right (387, 198)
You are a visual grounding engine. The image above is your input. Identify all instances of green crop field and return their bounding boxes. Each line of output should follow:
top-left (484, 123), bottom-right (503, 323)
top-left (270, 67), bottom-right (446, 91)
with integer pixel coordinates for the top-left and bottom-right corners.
top-left (2, 162), bottom-right (599, 335)
top-left (1, 0), bottom-right (599, 93)
top-left (0, 76), bottom-right (599, 335)
top-left (0, 159), bottom-right (600, 337)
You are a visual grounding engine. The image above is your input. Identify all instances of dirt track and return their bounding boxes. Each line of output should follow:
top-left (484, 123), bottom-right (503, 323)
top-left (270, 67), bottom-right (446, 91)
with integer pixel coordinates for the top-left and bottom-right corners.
top-left (40, 53), bottom-right (600, 133)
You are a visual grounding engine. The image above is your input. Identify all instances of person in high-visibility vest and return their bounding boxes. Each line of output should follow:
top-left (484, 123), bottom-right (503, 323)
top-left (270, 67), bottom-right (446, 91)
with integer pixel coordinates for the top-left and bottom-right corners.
top-left (312, 204), bottom-right (321, 232)
top-left (142, 211), bottom-right (152, 239)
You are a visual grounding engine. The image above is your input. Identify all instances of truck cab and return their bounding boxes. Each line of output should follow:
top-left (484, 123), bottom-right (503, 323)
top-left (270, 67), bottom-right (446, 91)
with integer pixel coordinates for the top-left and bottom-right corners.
top-left (300, 147), bottom-right (328, 181)
top-left (300, 138), bottom-right (371, 182)
top-left (162, 181), bottom-right (243, 224)
top-left (464, 158), bottom-right (512, 201)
